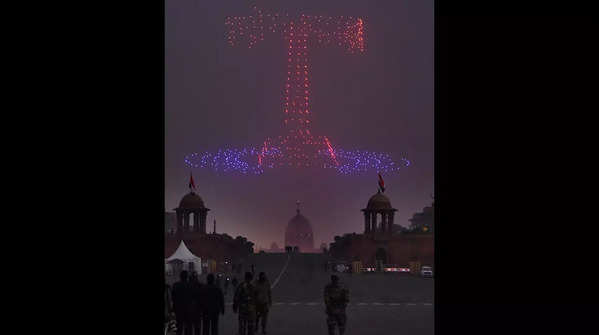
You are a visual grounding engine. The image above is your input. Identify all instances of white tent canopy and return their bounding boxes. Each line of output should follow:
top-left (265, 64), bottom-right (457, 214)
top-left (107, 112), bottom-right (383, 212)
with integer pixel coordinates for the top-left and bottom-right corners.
top-left (166, 240), bottom-right (200, 262)
top-left (166, 241), bottom-right (203, 275)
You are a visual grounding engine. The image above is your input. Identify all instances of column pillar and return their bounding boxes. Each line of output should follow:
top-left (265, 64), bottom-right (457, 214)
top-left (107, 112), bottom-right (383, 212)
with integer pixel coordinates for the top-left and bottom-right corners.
top-left (183, 213), bottom-right (190, 232)
top-left (371, 212), bottom-right (377, 233)
top-left (176, 211), bottom-right (183, 233)
top-left (193, 212), bottom-right (200, 232)
top-left (200, 213), bottom-right (206, 234)
top-left (389, 211), bottom-right (395, 234)
top-left (381, 213), bottom-right (387, 233)
top-left (364, 212), bottom-right (370, 233)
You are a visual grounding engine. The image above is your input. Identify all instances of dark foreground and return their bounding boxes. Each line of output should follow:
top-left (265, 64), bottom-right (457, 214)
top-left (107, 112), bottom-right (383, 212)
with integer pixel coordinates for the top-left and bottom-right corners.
top-left (172, 253), bottom-right (433, 335)
top-left (219, 302), bottom-right (433, 335)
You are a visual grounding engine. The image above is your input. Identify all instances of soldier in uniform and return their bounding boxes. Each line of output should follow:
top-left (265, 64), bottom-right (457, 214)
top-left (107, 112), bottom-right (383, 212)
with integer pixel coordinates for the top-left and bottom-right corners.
top-left (233, 272), bottom-right (257, 335)
top-left (254, 272), bottom-right (272, 334)
top-left (324, 275), bottom-right (349, 335)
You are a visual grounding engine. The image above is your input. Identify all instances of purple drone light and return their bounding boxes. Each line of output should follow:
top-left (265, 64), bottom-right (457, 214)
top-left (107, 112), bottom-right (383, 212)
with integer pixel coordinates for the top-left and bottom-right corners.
top-left (184, 6), bottom-right (409, 175)
top-left (184, 145), bottom-right (410, 175)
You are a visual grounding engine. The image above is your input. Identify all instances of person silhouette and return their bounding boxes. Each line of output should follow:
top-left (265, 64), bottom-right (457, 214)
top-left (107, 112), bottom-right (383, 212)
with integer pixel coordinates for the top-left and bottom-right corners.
top-left (254, 272), bottom-right (272, 334)
top-left (324, 275), bottom-right (349, 335)
top-left (202, 274), bottom-right (225, 335)
top-left (189, 272), bottom-right (204, 335)
top-left (172, 270), bottom-right (193, 335)
top-left (233, 272), bottom-right (257, 335)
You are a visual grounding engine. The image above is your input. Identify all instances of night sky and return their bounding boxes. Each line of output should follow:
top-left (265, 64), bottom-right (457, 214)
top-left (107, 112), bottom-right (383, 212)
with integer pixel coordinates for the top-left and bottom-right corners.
top-left (165, 0), bottom-right (433, 250)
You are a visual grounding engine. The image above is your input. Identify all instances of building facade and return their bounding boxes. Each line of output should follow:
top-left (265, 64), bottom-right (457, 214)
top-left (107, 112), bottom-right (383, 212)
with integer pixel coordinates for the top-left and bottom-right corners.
top-left (408, 203), bottom-right (434, 233)
top-left (165, 189), bottom-right (254, 263)
top-left (329, 190), bottom-right (433, 267)
top-left (165, 211), bottom-right (177, 235)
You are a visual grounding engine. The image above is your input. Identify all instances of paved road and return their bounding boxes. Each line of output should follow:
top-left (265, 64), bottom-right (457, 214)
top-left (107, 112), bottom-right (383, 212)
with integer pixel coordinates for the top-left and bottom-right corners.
top-left (216, 302), bottom-right (433, 335)
top-left (252, 253), bottom-right (434, 303)
top-left (171, 253), bottom-right (434, 334)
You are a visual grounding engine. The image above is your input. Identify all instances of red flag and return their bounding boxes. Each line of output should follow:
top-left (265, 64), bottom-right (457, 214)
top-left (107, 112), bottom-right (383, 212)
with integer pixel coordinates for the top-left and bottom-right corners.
top-left (189, 172), bottom-right (196, 191)
top-left (378, 173), bottom-right (385, 192)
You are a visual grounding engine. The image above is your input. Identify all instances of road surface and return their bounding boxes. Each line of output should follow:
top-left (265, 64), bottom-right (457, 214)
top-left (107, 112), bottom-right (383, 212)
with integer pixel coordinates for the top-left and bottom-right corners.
top-left (175, 253), bottom-right (434, 335)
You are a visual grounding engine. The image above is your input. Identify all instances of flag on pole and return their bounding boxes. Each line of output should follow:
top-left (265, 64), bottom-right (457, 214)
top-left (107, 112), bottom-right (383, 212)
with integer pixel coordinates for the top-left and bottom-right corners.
top-left (189, 172), bottom-right (196, 191)
top-left (378, 173), bottom-right (385, 193)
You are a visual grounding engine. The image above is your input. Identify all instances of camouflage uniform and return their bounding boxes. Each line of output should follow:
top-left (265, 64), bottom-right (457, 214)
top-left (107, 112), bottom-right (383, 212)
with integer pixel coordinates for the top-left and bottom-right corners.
top-left (233, 281), bottom-right (257, 335)
top-left (324, 282), bottom-right (349, 335)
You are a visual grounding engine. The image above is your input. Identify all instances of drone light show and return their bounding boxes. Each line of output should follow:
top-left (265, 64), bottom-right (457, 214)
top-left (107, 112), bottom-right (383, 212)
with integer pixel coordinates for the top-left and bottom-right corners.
top-left (184, 5), bottom-right (410, 175)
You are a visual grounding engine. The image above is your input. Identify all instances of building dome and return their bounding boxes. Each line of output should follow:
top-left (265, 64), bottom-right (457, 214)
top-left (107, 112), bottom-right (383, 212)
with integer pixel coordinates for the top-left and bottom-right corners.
top-left (285, 208), bottom-right (314, 252)
top-left (366, 191), bottom-right (392, 210)
top-left (179, 192), bottom-right (205, 209)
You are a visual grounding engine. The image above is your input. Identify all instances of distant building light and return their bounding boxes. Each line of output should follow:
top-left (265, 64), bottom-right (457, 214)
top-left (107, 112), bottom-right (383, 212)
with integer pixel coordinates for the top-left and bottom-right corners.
top-left (383, 267), bottom-right (411, 272)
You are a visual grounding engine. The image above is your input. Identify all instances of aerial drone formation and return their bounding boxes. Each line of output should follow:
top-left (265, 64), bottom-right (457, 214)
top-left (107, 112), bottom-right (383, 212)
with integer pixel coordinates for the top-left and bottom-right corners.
top-left (184, 5), bottom-right (410, 175)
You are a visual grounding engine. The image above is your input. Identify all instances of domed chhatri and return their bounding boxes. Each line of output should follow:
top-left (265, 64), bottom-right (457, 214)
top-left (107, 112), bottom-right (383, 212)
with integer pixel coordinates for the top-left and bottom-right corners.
top-left (366, 191), bottom-right (392, 210)
top-left (285, 201), bottom-right (314, 252)
top-left (174, 190), bottom-right (210, 234)
top-left (329, 176), bottom-right (434, 268)
top-left (179, 191), bottom-right (205, 209)
top-left (362, 190), bottom-right (397, 234)
top-left (165, 174), bottom-right (255, 265)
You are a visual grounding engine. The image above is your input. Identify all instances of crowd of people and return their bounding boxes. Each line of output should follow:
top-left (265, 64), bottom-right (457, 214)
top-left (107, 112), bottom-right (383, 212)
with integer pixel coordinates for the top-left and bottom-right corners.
top-left (165, 271), bottom-right (225, 335)
top-left (165, 270), bottom-right (349, 335)
top-left (165, 270), bottom-right (273, 335)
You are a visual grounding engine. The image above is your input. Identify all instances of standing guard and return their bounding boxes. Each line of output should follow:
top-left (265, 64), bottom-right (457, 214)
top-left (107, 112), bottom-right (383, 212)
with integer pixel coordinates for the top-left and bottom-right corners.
top-left (233, 272), bottom-right (258, 335)
top-left (324, 275), bottom-right (349, 335)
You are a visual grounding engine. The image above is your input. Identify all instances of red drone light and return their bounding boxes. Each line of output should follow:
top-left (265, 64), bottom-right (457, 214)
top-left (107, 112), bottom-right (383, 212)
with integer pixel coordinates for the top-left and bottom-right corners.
top-left (226, 6), bottom-right (366, 168)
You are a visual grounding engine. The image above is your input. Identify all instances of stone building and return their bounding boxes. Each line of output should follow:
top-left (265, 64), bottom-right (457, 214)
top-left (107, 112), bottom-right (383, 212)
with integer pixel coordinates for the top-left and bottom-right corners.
top-left (164, 189), bottom-right (254, 263)
top-left (165, 211), bottom-right (177, 235)
top-left (284, 201), bottom-right (315, 253)
top-left (265, 242), bottom-right (285, 253)
top-left (408, 203), bottom-right (434, 233)
top-left (329, 190), bottom-right (433, 267)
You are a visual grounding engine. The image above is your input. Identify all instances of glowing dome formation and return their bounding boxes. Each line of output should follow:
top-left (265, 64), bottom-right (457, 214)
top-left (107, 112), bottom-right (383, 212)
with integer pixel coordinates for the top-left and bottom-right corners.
top-left (184, 5), bottom-right (410, 175)
top-left (285, 201), bottom-right (314, 252)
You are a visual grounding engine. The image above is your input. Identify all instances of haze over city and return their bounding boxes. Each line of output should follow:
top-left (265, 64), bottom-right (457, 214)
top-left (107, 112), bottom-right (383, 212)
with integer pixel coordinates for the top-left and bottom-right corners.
top-left (165, 0), bottom-right (433, 249)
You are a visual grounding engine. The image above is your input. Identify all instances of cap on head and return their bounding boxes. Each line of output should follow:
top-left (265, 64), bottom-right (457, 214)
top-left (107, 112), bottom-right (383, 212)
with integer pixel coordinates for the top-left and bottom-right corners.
top-left (331, 275), bottom-right (339, 283)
